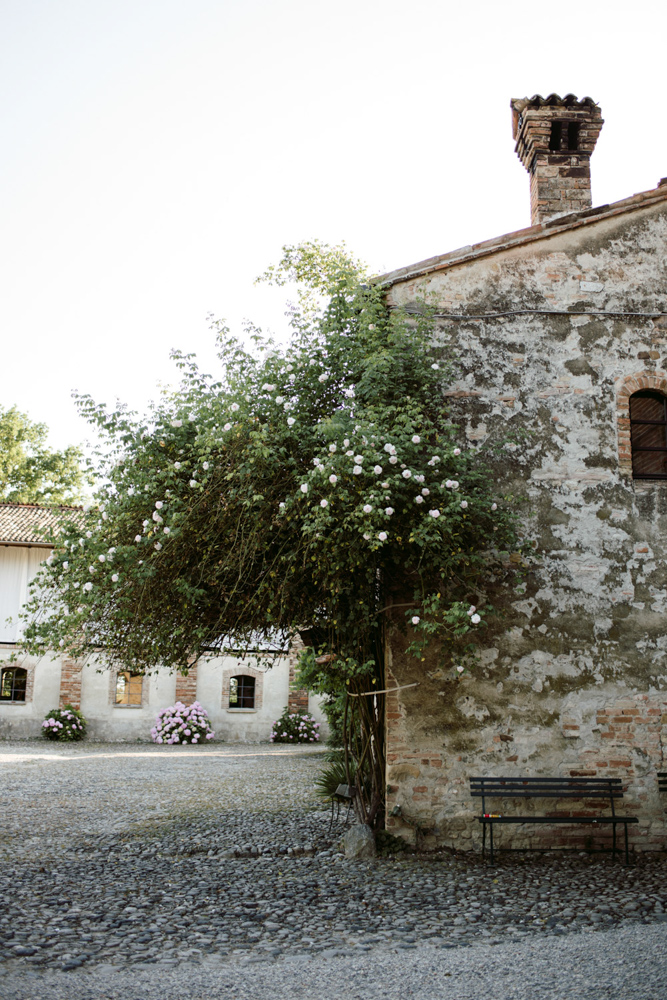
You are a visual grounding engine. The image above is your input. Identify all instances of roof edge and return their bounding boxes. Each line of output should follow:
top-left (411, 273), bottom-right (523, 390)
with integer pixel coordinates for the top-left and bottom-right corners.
top-left (375, 182), bottom-right (667, 289)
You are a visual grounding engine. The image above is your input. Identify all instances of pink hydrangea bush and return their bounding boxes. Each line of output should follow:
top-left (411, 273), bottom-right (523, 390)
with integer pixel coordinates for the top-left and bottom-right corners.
top-left (41, 704), bottom-right (87, 742)
top-left (151, 701), bottom-right (215, 745)
top-left (270, 708), bottom-right (320, 743)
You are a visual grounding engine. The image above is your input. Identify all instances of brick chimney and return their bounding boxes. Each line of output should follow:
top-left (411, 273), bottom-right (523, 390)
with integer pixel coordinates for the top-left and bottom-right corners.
top-left (511, 94), bottom-right (604, 225)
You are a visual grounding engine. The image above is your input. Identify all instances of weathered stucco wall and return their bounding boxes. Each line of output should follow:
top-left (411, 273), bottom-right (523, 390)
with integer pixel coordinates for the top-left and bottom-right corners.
top-left (384, 201), bottom-right (667, 852)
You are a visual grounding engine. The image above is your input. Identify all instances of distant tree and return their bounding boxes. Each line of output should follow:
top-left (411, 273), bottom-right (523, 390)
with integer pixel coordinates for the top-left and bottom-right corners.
top-left (0, 405), bottom-right (90, 505)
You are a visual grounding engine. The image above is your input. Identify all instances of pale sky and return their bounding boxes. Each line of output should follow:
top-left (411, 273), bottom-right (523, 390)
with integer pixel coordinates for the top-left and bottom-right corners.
top-left (2, 0), bottom-right (666, 453)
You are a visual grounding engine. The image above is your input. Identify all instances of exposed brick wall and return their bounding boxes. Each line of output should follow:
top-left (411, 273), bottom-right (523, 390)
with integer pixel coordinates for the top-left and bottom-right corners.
top-left (175, 663), bottom-right (198, 704)
top-left (59, 659), bottom-right (82, 709)
top-left (385, 683), bottom-right (667, 853)
top-left (287, 636), bottom-right (309, 712)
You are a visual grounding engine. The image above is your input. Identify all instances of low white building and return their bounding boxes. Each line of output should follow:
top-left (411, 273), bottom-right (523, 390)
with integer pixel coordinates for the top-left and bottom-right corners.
top-left (0, 503), bottom-right (326, 742)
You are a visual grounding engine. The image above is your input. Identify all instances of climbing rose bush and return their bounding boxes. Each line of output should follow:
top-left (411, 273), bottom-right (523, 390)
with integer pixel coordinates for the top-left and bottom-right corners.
top-left (270, 708), bottom-right (320, 743)
top-left (151, 701), bottom-right (215, 745)
top-left (41, 704), bottom-right (87, 742)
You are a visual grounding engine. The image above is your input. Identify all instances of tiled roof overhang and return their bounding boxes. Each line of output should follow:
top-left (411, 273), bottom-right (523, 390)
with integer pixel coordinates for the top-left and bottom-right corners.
top-left (0, 503), bottom-right (82, 547)
top-left (376, 183), bottom-right (667, 290)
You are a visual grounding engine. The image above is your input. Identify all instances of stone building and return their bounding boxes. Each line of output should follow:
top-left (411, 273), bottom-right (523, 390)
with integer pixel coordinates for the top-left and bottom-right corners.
top-left (0, 503), bottom-right (325, 741)
top-left (381, 95), bottom-right (667, 852)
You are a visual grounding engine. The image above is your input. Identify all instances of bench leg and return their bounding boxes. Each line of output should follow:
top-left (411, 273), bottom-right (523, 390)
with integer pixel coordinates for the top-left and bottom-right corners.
top-left (612, 822), bottom-right (617, 862)
top-left (482, 821), bottom-right (486, 860)
top-left (624, 823), bottom-right (630, 865)
top-left (489, 823), bottom-right (494, 865)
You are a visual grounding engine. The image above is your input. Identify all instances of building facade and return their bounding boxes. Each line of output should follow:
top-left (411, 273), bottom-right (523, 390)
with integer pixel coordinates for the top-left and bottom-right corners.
top-left (0, 504), bottom-right (326, 742)
top-left (381, 95), bottom-right (667, 853)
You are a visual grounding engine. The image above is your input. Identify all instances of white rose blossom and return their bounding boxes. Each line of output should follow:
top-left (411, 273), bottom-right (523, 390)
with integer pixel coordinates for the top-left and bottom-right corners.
top-left (83, 582), bottom-right (93, 592)
top-left (154, 541), bottom-right (162, 550)
top-left (363, 504), bottom-right (373, 513)
top-left (279, 502), bottom-right (286, 509)
top-left (453, 447), bottom-right (461, 456)
top-left (422, 488), bottom-right (430, 496)
top-left (373, 465), bottom-right (382, 474)
top-left (286, 417), bottom-right (295, 426)
top-left (415, 496), bottom-right (424, 504)
top-left (276, 396), bottom-right (284, 404)
top-left (402, 470), bottom-right (412, 479)
top-left (300, 484), bottom-right (308, 493)
top-left (189, 480), bottom-right (197, 487)
top-left (411, 435), bottom-right (421, 444)
top-left (329, 443), bottom-right (337, 453)
top-left (429, 509), bottom-right (441, 518)
top-left (171, 419), bottom-right (182, 428)
top-left (230, 402), bottom-right (239, 412)
top-left (460, 500), bottom-right (468, 509)
top-left (467, 606), bottom-right (476, 616)
top-left (343, 439), bottom-right (350, 447)
top-left (98, 554), bottom-right (106, 563)
top-left (62, 561), bottom-right (69, 570)
top-left (345, 450), bottom-right (354, 457)
top-left (329, 474), bottom-right (337, 484)
top-left (411, 616), bottom-right (420, 625)
top-left (223, 423), bottom-right (232, 431)
top-left (353, 466), bottom-right (362, 475)
top-left (202, 462), bottom-right (209, 470)
top-left (174, 462), bottom-right (181, 470)
top-left (431, 363), bottom-right (440, 370)
top-left (155, 501), bottom-right (163, 509)
top-left (389, 456), bottom-right (398, 464)
top-left (383, 443), bottom-right (396, 454)
top-left (363, 533), bottom-right (371, 540)
top-left (318, 373), bottom-right (328, 382)
top-left (135, 535), bottom-right (142, 542)
top-left (163, 526), bottom-right (170, 534)
top-left (354, 455), bottom-right (363, 464)
top-left (378, 531), bottom-right (387, 541)
top-left (111, 574), bottom-right (119, 583)
top-left (320, 499), bottom-right (328, 508)
top-left (491, 502), bottom-right (497, 511)
top-left (384, 507), bottom-right (394, 516)
top-left (470, 613), bottom-right (481, 624)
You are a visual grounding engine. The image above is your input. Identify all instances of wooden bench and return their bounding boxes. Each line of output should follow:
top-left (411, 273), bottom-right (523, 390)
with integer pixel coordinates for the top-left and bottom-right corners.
top-left (470, 776), bottom-right (638, 863)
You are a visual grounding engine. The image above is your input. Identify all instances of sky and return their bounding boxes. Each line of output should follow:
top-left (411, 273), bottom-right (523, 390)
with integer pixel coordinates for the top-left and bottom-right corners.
top-left (2, 0), bottom-right (666, 454)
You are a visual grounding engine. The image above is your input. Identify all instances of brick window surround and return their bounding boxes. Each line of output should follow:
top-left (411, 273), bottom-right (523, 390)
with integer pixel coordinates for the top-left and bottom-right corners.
top-left (617, 371), bottom-right (667, 477)
top-left (222, 664), bottom-right (263, 712)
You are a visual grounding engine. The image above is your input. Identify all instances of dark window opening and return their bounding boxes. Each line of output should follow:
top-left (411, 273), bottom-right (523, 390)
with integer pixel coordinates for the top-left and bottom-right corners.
top-left (0, 667), bottom-right (27, 702)
top-left (567, 122), bottom-right (580, 151)
top-left (549, 121), bottom-right (562, 152)
top-left (630, 391), bottom-right (667, 479)
top-left (115, 671), bottom-right (143, 706)
top-left (229, 674), bottom-right (255, 709)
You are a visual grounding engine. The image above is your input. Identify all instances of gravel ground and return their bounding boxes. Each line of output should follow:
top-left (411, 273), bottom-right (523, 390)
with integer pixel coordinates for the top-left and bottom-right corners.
top-left (2, 740), bottom-right (667, 999)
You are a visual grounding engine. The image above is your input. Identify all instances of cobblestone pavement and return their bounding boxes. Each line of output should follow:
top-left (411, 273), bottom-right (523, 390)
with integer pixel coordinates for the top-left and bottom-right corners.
top-left (2, 740), bottom-right (667, 996)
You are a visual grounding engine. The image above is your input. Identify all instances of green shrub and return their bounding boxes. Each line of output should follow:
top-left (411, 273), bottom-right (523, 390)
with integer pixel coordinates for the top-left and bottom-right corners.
top-left (41, 704), bottom-right (87, 741)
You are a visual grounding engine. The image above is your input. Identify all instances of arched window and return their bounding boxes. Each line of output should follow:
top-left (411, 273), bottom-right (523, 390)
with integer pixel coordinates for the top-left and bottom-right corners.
top-left (630, 390), bottom-right (667, 479)
top-left (0, 667), bottom-right (27, 702)
top-left (229, 674), bottom-right (255, 709)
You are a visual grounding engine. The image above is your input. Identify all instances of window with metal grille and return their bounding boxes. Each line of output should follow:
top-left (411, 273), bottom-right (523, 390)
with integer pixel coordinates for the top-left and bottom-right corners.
top-left (0, 667), bottom-right (27, 702)
top-left (115, 671), bottom-right (143, 706)
top-left (229, 674), bottom-right (255, 709)
top-left (630, 390), bottom-right (667, 479)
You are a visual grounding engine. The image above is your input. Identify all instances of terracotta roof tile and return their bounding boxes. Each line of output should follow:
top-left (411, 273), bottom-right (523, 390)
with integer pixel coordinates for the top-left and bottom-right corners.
top-left (0, 503), bottom-right (82, 546)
